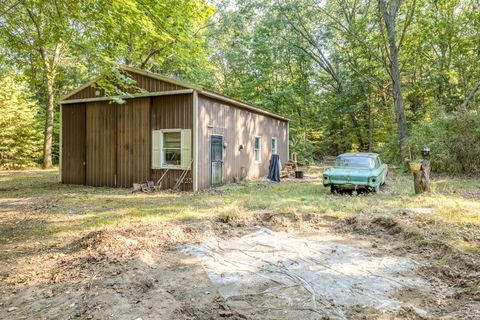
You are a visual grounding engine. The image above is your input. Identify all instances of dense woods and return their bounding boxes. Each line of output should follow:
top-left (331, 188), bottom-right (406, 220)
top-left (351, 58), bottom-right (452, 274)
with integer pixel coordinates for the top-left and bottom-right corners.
top-left (0, 0), bottom-right (479, 173)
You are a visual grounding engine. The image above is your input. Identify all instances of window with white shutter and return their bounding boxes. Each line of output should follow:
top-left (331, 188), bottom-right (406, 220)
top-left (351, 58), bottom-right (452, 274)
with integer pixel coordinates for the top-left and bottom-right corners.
top-left (152, 129), bottom-right (192, 170)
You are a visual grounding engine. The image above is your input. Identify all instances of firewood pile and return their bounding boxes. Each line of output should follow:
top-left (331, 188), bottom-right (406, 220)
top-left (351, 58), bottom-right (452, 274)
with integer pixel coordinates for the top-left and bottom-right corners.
top-left (280, 161), bottom-right (297, 178)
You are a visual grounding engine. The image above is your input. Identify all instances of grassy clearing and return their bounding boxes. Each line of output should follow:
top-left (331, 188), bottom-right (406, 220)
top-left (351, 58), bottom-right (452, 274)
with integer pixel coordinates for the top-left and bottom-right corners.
top-left (0, 166), bottom-right (479, 256)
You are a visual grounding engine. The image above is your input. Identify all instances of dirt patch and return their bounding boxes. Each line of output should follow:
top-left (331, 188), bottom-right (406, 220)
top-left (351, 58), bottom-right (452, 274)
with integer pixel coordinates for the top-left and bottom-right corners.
top-left (184, 227), bottom-right (434, 319)
top-left (335, 213), bottom-right (480, 318)
top-left (1, 213), bottom-right (479, 319)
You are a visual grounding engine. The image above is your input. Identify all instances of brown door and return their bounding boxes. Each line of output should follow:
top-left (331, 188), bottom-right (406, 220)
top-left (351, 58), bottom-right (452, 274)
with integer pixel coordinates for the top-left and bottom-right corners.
top-left (61, 104), bottom-right (86, 184)
top-left (116, 98), bottom-right (151, 187)
top-left (86, 102), bottom-right (117, 187)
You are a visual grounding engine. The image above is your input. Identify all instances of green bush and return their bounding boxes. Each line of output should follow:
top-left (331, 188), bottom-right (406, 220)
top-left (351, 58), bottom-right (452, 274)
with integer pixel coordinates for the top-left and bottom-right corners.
top-left (0, 74), bottom-right (42, 169)
top-left (406, 111), bottom-right (480, 174)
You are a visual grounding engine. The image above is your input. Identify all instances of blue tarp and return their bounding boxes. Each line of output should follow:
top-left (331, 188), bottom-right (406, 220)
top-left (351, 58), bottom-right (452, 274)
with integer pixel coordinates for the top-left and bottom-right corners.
top-left (267, 154), bottom-right (281, 182)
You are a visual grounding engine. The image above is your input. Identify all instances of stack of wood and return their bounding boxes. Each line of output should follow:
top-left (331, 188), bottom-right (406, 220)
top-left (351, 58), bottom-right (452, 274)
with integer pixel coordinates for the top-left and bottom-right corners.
top-left (281, 161), bottom-right (297, 178)
top-left (132, 181), bottom-right (154, 193)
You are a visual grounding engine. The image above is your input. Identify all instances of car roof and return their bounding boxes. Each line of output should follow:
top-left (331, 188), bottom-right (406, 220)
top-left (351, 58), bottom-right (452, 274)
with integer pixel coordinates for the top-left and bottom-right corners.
top-left (337, 152), bottom-right (379, 158)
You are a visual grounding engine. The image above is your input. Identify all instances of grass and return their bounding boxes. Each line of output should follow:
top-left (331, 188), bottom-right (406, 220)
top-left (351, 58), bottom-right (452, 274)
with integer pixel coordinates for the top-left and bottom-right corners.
top-left (0, 166), bottom-right (479, 256)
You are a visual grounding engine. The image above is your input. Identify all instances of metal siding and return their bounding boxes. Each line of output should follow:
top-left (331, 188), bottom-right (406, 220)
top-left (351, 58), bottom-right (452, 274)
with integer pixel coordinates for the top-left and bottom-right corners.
top-left (150, 94), bottom-right (193, 191)
top-left (116, 97), bottom-right (151, 187)
top-left (86, 101), bottom-right (117, 187)
top-left (197, 95), bottom-right (288, 190)
top-left (61, 103), bottom-right (86, 184)
top-left (66, 71), bottom-right (183, 101)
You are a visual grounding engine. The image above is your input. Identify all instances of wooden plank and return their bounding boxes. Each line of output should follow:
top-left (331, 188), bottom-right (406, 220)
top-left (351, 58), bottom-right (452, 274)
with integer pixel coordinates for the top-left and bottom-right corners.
top-left (61, 103), bottom-right (86, 184)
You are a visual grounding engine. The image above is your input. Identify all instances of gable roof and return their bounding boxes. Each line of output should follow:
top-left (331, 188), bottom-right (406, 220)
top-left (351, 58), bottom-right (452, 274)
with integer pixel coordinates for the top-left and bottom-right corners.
top-left (60, 65), bottom-right (289, 122)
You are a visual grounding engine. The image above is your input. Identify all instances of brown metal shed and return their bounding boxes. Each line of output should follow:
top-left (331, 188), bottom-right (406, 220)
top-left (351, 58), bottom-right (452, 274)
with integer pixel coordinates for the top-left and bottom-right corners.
top-left (59, 66), bottom-right (289, 191)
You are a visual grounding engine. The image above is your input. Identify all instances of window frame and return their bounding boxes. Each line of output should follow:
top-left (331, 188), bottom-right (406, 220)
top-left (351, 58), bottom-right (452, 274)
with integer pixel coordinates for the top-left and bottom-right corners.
top-left (271, 137), bottom-right (278, 155)
top-left (160, 129), bottom-right (182, 169)
top-left (254, 136), bottom-right (262, 163)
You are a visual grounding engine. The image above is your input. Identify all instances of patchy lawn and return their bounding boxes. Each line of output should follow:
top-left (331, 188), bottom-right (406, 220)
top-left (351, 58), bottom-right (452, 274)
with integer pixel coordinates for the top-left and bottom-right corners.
top-left (0, 166), bottom-right (479, 319)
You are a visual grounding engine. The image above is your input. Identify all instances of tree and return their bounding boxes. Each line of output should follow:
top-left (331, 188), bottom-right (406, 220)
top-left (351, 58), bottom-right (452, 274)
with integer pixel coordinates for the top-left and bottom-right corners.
top-left (378, 0), bottom-right (415, 155)
top-left (0, 74), bottom-right (42, 169)
top-left (0, 0), bottom-right (214, 168)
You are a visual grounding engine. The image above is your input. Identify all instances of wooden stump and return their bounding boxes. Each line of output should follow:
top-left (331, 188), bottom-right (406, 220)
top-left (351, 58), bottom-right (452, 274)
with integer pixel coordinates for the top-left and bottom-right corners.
top-left (413, 159), bottom-right (431, 194)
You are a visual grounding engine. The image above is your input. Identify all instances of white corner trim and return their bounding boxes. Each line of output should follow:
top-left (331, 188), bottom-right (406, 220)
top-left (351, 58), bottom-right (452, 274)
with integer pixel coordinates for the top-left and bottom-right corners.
top-left (59, 104), bottom-right (62, 182)
top-left (287, 122), bottom-right (290, 161)
top-left (193, 90), bottom-right (199, 192)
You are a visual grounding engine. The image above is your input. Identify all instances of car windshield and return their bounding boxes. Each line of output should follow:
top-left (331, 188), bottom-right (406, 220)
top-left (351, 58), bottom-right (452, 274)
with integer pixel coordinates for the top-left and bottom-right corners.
top-left (335, 156), bottom-right (375, 169)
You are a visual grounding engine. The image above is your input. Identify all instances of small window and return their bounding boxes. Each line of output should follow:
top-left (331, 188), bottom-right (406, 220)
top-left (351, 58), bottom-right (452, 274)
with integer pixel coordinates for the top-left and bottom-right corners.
top-left (271, 137), bottom-right (278, 155)
top-left (254, 136), bottom-right (261, 163)
top-left (163, 131), bottom-right (181, 167)
top-left (151, 129), bottom-right (191, 170)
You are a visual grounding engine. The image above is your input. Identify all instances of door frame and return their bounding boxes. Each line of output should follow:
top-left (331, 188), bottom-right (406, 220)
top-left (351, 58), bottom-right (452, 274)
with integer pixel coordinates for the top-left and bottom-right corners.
top-left (210, 134), bottom-right (223, 186)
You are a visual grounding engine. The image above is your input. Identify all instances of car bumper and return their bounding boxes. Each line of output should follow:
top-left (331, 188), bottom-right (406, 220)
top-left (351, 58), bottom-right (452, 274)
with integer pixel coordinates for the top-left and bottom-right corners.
top-left (323, 181), bottom-right (380, 189)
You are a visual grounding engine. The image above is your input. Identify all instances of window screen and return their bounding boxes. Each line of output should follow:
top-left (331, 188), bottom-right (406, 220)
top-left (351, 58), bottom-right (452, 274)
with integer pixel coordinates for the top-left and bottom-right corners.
top-left (163, 131), bottom-right (181, 166)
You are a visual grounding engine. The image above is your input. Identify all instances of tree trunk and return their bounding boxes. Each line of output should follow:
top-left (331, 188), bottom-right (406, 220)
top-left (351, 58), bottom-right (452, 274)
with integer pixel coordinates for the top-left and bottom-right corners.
top-left (459, 79), bottom-right (480, 111)
top-left (379, 0), bottom-right (409, 156)
top-left (390, 55), bottom-right (408, 154)
top-left (413, 159), bottom-right (431, 194)
top-left (43, 73), bottom-right (55, 169)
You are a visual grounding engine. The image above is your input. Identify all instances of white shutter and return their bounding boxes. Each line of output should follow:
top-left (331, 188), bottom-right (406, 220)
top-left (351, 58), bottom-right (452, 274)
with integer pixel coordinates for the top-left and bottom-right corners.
top-left (181, 129), bottom-right (192, 170)
top-left (152, 130), bottom-right (161, 169)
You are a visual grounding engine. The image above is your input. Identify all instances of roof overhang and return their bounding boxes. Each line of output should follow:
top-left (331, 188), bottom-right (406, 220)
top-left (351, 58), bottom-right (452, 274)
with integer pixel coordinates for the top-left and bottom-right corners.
top-left (59, 89), bottom-right (194, 105)
top-left (59, 65), bottom-right (289, 122)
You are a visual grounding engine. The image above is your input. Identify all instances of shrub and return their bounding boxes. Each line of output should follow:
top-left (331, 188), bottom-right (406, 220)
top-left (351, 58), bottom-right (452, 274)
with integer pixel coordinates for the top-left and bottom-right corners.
top-left (406, 111), bottom-right (480, 174)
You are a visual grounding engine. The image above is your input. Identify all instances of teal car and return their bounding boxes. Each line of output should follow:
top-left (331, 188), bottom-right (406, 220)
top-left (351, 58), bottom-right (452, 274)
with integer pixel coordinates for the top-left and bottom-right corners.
top-left (323, 153), bottom-right (388, 194)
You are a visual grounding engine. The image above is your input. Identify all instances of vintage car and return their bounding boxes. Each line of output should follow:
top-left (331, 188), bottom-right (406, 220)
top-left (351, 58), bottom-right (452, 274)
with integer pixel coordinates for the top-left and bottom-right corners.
top-left (323, 153), bottom-right (388, 193)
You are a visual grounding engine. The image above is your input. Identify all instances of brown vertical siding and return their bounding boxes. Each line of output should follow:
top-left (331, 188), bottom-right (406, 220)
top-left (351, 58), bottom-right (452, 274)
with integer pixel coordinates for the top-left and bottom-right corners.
top-left (86, 101), bottom-right (117, 187)
top-left (197, 95), bottom-right (288, 190)
top-left (116, 97), bottom-right (151, 187)
top-left (61, 103), bottom-right (86, 184)
top-left (150, 94), bottom-right (193, 191)
top-left (66, 71), bottom-right (183, 101)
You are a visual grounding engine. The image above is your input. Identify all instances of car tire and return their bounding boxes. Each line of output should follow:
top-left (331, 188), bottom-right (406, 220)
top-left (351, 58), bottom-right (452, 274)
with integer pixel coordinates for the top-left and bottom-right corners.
top-left (330, 186), bottom-right (338, 194)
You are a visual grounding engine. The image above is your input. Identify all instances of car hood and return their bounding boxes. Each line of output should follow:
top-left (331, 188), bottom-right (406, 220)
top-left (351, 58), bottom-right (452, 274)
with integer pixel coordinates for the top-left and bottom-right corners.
top-left (324, 168), bottom-right (372, 177)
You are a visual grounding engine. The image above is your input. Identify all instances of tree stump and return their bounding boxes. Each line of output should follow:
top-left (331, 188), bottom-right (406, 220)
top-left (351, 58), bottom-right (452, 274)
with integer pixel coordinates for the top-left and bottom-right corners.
top-left (413, 159), bottom-right (431, 194)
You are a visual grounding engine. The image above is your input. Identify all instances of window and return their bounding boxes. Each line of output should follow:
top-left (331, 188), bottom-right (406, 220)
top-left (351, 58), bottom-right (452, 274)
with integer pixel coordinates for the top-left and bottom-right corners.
top-left (271, 137), bottom-right (278, 155)
top-left (334, 156), bottom-right (375, 169)
top-left (163, 131), bottom-right (181, 167)
top-left (254, 136), bottom-right (261, 163)
top-left (152, 129), bottom-right (191, 170)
